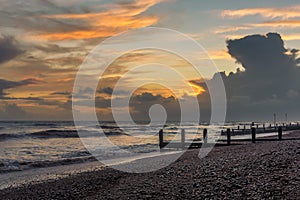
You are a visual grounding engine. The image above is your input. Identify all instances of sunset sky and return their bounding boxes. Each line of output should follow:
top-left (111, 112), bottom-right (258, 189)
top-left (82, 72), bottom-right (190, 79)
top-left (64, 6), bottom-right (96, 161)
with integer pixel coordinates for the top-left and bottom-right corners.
top-left (1, 0), bottom-right (300, 121)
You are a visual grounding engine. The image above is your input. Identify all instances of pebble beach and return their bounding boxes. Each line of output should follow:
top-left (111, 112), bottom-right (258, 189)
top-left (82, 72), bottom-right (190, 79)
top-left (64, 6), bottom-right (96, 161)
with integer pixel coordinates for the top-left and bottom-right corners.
top-left (0, 131), bottom-right (299, 199)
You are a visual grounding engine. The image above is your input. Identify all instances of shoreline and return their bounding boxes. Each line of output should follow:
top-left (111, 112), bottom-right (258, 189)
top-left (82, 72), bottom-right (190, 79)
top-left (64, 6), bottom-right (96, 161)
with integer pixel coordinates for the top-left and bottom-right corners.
top-left (0, 128), bottom-right (290, 174)
top-left (0, 131), bottom-right (299, 199)
top-left (0, 149), bottom-right (185, 190)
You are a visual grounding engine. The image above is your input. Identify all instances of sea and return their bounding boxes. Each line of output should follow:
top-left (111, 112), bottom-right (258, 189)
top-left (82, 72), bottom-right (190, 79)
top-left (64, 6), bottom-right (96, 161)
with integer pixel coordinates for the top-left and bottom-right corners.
top-left (0, 121), bottom-right (281, 173)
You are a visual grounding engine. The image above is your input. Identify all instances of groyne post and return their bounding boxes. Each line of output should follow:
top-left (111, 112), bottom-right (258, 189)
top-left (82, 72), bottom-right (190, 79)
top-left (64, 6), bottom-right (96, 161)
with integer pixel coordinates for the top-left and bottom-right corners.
top-left (159, 129), bottom-right (164, 149)
top-left (181, 129), bottom-right (185, 149)
top-left (203, 128), bottom-right (208, 144)
top-left (251, 128), bottom-right (256, 143)
top-left (227, 128), bottom-right (231, 145)
top-left (278, 126), bottom-right (282, 140)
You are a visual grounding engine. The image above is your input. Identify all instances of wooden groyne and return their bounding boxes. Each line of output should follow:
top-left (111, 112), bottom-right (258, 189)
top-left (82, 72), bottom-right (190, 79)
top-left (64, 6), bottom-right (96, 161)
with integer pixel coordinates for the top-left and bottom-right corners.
top-left (159, 123), bottom-right (300, 149)
top-left (221, 122), bottom-right (300, 136)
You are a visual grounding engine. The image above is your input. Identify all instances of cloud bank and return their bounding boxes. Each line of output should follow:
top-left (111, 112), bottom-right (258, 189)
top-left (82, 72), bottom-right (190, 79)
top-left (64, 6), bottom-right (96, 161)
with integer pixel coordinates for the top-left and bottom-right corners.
top-left (0, 35), bottom-right (24, 64)
top-left (212, 32), bottom-right (300, 121)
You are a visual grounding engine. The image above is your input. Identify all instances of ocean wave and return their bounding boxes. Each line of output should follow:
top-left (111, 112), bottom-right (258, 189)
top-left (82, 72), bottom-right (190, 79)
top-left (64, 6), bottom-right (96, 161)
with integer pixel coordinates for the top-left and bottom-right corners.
top-left (0, 143), bottom-right (158, 173)
top-left (0, 133), bottom-right (23, 141)
top-left (28, 130), bottom-right (81, 138)
top-left (0, 156), bottom-right (96, 173)
top-left (99, 125), bottom-right (120, 129)
top-left (33, 122), bottom-right (58, 126)
top-left (0, 129), bottom-right (129, 141)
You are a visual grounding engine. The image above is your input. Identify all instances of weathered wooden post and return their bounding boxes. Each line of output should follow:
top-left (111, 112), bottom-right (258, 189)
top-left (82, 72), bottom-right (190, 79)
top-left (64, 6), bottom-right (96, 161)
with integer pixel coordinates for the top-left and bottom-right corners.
top-left (203, 128), bottom-right (208, 144)
top-left (237, 126), bottom-right (240, 130)
top-left (278, 126), bottom-right (282, 140)
top-left (256, 124), bottom-right (258, 129)
top-left (181, 129), bottom-right (185, 149)
top-left (227, 128), bottom-right (231, 145)
top-left (243, 125), bottom-right (246, 130)
top-left (159, 129), bottom-right (164, 149)
top-left (251, 128), bottom-right (256, 143)
top-left (263, 124), bottom-right (265, 131)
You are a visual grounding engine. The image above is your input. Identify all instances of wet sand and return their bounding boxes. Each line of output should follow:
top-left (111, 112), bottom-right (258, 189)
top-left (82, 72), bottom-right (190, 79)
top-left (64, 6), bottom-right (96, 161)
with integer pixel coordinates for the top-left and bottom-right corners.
top-left (0, 131), bottom-right (299, 199)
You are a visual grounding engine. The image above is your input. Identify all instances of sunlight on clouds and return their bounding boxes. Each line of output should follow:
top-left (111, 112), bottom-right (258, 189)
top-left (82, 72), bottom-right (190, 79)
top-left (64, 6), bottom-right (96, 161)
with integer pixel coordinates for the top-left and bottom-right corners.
top-left (187, 81), bottom-right (205, 96)
top-left (261, 20), bottom-right (300, 28)
top-left (221, 5), bottom-right (300, 19)
top-left (207, 50), bottom-right (231, 60)
top-left (35, 30), bottom-right (120, 41)
top-left (215, 26), bottom-right (252, 34)
top-left (216, 20), bottom-right (300, 36)
top-left (225, 33), bottom-right (300, 42)
top-left (35, 0), bottom-right (166, 40)
top-left (281, 34), bottom-right (300, 41)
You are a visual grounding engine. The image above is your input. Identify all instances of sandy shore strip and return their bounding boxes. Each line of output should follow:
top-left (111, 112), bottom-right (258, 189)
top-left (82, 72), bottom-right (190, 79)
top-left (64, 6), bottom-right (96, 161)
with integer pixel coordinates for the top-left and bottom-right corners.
top-left (0, 131), bottom-right (299, 199)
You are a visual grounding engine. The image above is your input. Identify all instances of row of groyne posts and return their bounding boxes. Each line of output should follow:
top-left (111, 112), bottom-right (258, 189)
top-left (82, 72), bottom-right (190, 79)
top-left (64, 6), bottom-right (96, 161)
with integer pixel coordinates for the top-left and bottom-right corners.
top-left (159, 122), bottom-right (300, 149)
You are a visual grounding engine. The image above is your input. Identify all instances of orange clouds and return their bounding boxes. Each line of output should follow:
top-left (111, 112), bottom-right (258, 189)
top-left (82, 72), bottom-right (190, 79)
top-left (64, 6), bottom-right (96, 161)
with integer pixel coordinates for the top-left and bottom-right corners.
top-left (207, 50), bottom-right (231, 60)
top-left (261, 20), bottom-right (300, 28)
top-left (216, 20), bottom-right (300, 35)
top-left (188, 81), bottom-right (206, 96)
top-left (281, 34), bottom-right (300, 41)
top-left (225, 33), bottom-right (300, 42)
top-left (35, 0), bottom-right (165, 41)
top-left (221, 6), bottom-right (300, 19)
top-left (37, 30), bottom-right (119, 41)
top-left (218, 5), bottom-right (300, 38)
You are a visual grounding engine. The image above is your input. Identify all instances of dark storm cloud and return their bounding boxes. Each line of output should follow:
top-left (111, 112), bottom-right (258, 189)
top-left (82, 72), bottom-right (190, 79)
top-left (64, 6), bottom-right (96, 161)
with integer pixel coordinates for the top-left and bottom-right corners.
top-left (133, 92), bottom-right (163, 102)
top-left (297, 58), bottom-right (300, 65)
top-left (225, 32), bottom-right (299, 99)
top-left (130, 92), bottom-right (180, 122)
top-left (206, 32), bottom-right (300, 121)
top-left (73, 91), bottom-right (181, 121)
top-left (0, 78), bottom-right (40, 99)
top-left (0, 35), bottom-right (24, 64)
